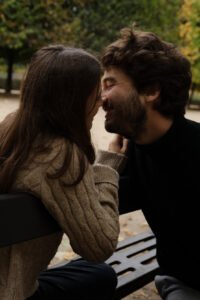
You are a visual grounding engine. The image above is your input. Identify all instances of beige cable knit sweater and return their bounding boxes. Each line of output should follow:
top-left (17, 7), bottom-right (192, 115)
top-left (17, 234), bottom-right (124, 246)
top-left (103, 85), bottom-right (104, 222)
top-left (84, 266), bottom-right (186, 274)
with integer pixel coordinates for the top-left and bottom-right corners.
top-left (0, 135), bottom-right (126, 300)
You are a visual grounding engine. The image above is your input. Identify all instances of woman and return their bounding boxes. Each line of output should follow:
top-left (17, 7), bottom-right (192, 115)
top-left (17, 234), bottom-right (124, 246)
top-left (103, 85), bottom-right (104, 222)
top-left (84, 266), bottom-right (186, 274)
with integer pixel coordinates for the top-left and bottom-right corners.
top-left (0, 45), bottom-right (126, 300)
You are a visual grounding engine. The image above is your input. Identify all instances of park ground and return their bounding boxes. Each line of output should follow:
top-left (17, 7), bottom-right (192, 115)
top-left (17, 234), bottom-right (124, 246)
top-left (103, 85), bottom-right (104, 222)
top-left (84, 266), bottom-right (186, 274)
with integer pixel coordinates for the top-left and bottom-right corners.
top-left (1, 93), bottom-right (200, 299)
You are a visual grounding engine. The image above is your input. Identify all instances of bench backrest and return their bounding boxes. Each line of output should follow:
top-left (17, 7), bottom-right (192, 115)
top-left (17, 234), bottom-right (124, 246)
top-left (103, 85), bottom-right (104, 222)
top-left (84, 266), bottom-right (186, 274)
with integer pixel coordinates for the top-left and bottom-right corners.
top-left (0, 193), bottom-right (61, 247)
top-left (0, 193), bottom-right (159, 298)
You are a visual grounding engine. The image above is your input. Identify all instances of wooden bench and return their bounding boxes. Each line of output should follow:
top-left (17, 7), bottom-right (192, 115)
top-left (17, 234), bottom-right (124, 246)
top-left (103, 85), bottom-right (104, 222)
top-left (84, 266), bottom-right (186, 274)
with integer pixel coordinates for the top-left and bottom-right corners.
top-left (0, 193), bottom-right (160, 298)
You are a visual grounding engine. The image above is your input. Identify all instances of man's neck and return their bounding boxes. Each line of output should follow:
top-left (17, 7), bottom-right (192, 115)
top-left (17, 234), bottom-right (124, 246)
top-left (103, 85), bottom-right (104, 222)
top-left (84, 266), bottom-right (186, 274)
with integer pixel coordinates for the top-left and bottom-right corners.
top-left (136, 110), bottom-right (173, 145)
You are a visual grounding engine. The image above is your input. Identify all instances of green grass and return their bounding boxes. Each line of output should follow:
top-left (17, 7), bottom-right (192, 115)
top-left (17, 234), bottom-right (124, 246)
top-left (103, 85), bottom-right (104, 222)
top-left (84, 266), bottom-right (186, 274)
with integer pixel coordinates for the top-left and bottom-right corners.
top-left (0, 76), bottom-right (21, 90)
top-left (0, 63), bottom-right (25, 90)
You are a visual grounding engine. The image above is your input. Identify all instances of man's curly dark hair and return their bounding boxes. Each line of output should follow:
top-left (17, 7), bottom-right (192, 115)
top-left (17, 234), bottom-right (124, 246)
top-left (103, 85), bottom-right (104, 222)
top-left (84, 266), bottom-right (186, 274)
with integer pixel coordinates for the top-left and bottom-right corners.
top-left (102, 27), bottom-right (192, 117)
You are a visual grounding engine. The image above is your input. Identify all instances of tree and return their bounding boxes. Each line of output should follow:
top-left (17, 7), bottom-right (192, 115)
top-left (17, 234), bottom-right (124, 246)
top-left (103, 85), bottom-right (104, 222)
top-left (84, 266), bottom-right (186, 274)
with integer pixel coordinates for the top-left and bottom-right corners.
top-left (179, 0), bottom-right (200, 88)
top-left (0, 0), bottom-right (184, 92)
top-left (0, 0), bottom-right (72, 93)
top-left (70, 0), bottom-right (182, 53)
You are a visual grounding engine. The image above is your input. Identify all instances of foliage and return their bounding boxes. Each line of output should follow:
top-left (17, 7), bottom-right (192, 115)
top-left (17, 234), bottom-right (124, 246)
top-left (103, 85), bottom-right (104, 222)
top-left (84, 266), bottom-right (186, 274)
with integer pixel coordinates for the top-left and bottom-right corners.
top-left (0, 0), bottom-right (184, 91)
top-left (179, 0), bottom-right (200, 86)
top-left (70, 0), bottom-right (182, 52)
top-left (0, 0), bottom-right (73, 58)
top-left (0, 0), bottom-right (73, 91)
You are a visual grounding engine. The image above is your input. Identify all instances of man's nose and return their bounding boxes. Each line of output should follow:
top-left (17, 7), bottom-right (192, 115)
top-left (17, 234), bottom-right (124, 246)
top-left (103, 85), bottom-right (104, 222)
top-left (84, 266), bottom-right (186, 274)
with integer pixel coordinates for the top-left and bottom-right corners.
top-left (101, 90), bottom-right (107, 102)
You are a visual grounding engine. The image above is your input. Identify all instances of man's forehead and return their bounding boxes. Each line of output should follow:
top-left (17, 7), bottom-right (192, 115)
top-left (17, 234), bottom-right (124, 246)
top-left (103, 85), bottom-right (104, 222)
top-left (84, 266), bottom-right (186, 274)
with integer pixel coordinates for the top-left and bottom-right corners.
top-left (104, 65), bottom-right (119, 72)
top-left (102, 67), bottom-right (130, 83)
top-left (102, 67), bottom-right (121, 80)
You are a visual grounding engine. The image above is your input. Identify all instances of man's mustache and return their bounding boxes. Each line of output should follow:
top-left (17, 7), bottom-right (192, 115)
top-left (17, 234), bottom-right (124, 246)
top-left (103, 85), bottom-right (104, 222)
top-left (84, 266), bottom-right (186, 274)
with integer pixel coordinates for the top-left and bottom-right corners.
top-left (102, 100), bottom-right (113, 111)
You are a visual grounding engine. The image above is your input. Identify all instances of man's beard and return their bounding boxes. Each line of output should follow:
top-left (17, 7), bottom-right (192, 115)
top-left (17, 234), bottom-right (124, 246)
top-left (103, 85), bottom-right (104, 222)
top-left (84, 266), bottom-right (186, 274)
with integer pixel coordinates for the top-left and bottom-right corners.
top-left (104, 92), bottom-right (147, 139)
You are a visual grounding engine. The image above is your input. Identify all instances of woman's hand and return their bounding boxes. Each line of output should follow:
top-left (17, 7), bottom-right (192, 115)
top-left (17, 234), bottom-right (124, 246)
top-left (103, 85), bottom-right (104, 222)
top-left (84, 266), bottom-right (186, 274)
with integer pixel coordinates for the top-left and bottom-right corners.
top-left (108, 134), bottom-right (129, 154)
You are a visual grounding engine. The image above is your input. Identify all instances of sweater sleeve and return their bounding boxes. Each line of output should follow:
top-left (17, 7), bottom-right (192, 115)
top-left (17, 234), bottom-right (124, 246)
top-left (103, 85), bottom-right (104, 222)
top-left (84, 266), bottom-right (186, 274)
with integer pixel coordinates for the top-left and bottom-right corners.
top-left (40, 143), bottom-right (120, 263)
top-left (96, 149), bottom-right (127, 173)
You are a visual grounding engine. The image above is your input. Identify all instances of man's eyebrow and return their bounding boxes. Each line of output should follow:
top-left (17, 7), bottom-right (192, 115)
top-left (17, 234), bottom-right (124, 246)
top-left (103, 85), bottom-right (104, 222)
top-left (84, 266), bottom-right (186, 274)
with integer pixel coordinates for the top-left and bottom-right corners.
top-left (102, 76), bottom-right (116, 82)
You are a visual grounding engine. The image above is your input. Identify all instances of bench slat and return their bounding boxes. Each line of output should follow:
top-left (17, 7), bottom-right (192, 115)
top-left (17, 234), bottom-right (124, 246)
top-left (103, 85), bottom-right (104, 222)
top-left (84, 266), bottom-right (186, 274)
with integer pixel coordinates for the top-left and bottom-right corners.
top-left (106, 231), bottom-right (160, 299)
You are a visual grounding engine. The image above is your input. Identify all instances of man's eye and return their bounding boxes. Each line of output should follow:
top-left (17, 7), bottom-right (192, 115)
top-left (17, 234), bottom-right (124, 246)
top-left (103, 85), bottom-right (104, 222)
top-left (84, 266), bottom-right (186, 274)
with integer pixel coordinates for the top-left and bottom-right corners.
top-left (107, 83), bottom-right (113, 88)
top-left (105, 82), bottom-right (115, 89)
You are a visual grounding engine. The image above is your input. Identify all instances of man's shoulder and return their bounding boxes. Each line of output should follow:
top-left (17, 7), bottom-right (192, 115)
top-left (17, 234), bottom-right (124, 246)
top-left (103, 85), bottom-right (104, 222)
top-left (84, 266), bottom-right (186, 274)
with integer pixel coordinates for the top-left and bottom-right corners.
top-left (184, 117), bottom-right (200, 137)
top-left (183, 118), bottom-right (200, 157)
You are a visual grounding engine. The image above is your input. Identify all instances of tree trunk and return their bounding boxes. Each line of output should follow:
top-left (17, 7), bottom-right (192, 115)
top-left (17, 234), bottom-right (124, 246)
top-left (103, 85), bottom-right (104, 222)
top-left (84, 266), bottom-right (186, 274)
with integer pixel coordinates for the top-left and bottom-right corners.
top-left (5, 49), bottom-right (14, 94)
top-left (188, 82), bottom-right (196, 107)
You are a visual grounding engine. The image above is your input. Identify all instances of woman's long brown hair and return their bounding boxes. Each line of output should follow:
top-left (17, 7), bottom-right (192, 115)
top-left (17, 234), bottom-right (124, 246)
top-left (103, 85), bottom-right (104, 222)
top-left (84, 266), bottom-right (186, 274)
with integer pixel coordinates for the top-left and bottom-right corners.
top-left (0, 45), bottom-right (101, 192)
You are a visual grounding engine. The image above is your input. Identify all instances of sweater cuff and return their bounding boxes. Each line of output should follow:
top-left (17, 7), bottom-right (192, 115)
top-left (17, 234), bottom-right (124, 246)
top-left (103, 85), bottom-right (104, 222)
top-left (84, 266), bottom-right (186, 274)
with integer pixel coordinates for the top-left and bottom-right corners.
top-left (95, 149), bottom-right (127, 173)
top-left (93, 164), bottom-right (119, 185)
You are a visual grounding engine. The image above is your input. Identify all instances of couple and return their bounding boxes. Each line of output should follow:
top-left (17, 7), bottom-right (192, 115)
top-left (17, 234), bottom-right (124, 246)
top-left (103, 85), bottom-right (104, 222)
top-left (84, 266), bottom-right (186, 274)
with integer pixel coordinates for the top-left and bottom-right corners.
top-left (0, 27), bottom-right (200, 300)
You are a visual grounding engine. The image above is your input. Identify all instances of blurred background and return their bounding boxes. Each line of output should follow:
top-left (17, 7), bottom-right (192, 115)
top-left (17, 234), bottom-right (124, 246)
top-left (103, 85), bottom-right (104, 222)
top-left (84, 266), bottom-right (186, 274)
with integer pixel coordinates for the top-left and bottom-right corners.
top-left (1, 1), bottom-right (200, 299)
top-left (0, 0), bottom-right (200, 106)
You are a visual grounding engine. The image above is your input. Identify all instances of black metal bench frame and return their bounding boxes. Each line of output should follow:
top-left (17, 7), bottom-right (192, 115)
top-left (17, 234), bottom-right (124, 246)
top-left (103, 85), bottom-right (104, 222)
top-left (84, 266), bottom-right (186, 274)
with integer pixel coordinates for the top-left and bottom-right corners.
top-left (0, 193), bottom-right (160, 299)
top-left (107, 231), bottom-right (160, 298)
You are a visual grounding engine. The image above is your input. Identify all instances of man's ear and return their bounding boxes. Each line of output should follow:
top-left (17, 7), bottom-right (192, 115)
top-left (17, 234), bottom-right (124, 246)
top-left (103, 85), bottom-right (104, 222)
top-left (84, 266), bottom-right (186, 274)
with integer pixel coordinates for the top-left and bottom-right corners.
top-left (145, 89), bottom-right (160, 103)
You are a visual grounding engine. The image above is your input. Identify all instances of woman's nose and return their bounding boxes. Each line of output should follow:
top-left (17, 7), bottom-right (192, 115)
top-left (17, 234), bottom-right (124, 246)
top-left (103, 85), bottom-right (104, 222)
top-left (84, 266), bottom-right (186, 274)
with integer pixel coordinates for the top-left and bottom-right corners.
top-left (97, 98), bottom-right (103, 108)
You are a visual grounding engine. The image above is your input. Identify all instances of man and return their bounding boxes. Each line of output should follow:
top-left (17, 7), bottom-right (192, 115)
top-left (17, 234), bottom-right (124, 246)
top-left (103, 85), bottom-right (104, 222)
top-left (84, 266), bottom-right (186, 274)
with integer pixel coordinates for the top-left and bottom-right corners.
top-left (100, 27), bottom-right (200, 299)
